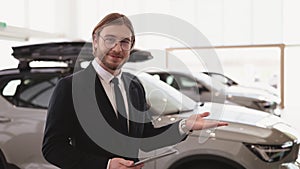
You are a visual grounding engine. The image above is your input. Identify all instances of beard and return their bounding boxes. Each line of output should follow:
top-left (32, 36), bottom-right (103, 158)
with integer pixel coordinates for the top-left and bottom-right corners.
top-left (97, 50), bottom-right (128, 72)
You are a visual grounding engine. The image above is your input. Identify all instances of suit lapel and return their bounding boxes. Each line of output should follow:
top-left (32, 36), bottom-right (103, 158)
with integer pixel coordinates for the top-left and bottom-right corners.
top-left (122, 73), bottom-right (145, 137)
top-left (94, 76), bottom-right (120, 129)
top-left (83, 64), bottom-right (122, 133)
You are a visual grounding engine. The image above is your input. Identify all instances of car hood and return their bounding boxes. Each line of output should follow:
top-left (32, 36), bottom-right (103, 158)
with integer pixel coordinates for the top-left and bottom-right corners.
top-left (226, 85), bottom-right (281, 103)
top-left (239, 81), bottom-right (279, 96)
top-left (164, 102), bottom-right (300, 142)
top-left (188, 102), bottom-right (279, 127)
top-left (169, 102), bottom-right (285, 129)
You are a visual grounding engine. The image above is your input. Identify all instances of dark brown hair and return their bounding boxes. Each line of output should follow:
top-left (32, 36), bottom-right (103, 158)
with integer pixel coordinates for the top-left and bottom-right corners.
top-left (92, 13), bottom-right (135, 48)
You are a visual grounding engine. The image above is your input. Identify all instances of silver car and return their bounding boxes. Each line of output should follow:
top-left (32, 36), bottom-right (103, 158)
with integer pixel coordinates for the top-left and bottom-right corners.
top-left (0, 42), bottom-right (298, 169)
top-left (147, 70), bottom-right (281, 116)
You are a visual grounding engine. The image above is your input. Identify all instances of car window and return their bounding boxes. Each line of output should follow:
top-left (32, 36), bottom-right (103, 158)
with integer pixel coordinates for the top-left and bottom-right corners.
top-left (124, 69), bottom-right (196, 115)
top-left (1, 75), bottom-right (60, 109)
top-left (2, 79), bottom-right (21, 96)
top-left (148, 73), bottom-right (180, 89)
top-left (178, 76), bottom-right (198, 89)
top-left (210, 74), bottom-right (228, 85)
top-left (18, 77), bottom-right (59, 108)
top-left (166, 76), bottom-right (175, 84)
top-left (165, 75), bottom-right (180, 89)
top-left (136, 72), bottom-right (196, 115)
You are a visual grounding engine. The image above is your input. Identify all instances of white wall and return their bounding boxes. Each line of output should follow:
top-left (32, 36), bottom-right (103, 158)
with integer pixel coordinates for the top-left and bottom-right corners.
top-left (0, 0), bottom-right (294, 44)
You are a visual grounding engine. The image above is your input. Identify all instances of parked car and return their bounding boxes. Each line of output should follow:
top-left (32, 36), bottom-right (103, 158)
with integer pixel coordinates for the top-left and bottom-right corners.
top-left (203, 71), bottom-right (280, 104)
top-left (147, 70), bottom-right (281, 116)
top-left (0, 42), bottom-right (298, 169)
top-left (202, 72), bottom-right (238, 86)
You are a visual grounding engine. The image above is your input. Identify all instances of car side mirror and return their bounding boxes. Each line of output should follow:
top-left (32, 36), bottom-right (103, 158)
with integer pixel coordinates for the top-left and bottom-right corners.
top-left (129, 49), bottom-right (153, 62)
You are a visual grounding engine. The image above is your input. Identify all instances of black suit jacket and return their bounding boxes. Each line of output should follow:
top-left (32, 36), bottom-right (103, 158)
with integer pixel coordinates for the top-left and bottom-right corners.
top-left (42, 64), bottom-right (185, 169)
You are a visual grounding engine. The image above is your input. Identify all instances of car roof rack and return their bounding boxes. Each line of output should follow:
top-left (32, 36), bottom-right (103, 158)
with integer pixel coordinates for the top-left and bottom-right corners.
top-left (12, 41), bottom-right (153, 71)
top-left (12, 41), bottom-right (93, 70)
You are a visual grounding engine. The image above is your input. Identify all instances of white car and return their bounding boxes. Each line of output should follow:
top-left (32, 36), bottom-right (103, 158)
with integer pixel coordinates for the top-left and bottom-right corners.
top-left (0, 42), bottom-right (298, 169)
top-left (147, 70), bottom-right (281, 116)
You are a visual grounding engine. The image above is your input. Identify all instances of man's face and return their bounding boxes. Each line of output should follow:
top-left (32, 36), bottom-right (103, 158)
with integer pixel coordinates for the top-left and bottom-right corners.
top-left (93, 24), bottom-right (132, 74)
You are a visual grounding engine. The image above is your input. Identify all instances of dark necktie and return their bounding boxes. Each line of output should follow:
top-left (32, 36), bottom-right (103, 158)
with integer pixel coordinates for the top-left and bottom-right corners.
top-left (111, 77), bottom-right (128, 134)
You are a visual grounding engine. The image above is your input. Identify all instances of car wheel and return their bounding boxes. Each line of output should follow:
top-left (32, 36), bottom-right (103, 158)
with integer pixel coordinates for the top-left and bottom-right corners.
top-left (169, 156), bottom-right (245, 169)
top-left (0, 149), bottom-right (20, 169)
top-left (0, 149), bottom-right (8, 169)
top-left (184, 160), bottom-right (237, 169)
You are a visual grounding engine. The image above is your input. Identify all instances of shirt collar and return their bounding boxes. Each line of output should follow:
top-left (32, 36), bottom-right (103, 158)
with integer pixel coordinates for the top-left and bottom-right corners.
top-left (91, 59), bottom-right (123, 84)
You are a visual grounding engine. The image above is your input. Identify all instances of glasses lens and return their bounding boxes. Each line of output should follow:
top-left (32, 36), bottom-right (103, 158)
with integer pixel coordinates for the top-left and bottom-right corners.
top-left (121, 41), bottom-right (131, 51)
top-left (104, 37), bottom-right (116, 48)
top-left (102, 36), bottom-right (131, 51)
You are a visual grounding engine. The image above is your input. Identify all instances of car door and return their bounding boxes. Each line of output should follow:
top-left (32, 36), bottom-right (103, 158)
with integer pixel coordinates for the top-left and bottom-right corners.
top-left (0, 73), bottom-right (59, 168)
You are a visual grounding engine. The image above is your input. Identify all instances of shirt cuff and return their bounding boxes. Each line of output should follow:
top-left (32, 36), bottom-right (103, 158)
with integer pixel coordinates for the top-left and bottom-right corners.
top-left (106, 159), bottom-right (111, 169)
top-left (179, 119), bottom-right (192, 135)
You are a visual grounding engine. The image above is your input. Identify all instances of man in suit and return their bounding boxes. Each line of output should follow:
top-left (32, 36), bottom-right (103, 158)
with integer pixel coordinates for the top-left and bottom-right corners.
top-left (42, 13), bottom-right (228, 169)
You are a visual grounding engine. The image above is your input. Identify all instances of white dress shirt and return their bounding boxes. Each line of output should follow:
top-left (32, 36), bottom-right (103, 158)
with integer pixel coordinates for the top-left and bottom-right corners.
top-left (91, 59), bottom-right (129, 123)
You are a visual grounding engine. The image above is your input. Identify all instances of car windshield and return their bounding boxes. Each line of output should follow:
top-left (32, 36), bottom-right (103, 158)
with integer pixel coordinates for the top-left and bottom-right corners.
top-left (192, 72), bottom-right (226, 91)
top-left (203, 72), bottom-right (237, 86)
top-left (127, 70), bottom-right (197, 115)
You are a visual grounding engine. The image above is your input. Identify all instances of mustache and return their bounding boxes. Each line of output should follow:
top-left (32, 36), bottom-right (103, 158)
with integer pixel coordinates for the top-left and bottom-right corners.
top-left (107, 51), bottom-right (123, 58)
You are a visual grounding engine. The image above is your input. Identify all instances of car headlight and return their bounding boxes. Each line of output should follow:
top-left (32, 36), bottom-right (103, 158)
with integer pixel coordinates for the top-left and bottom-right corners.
top-left (244, 141), bottom-right (293, 162)
top-left (297, 148), bottom-right (300, 165)
top-left (256, 100), bottom-right (276, 109)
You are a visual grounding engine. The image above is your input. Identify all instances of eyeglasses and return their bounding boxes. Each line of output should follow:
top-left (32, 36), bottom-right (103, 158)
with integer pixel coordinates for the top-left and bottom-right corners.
top-left (99, 35), bottom-right (132, 51)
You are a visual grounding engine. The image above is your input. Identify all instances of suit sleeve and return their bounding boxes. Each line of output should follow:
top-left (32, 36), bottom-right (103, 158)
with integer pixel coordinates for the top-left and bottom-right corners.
top-left (42, 78), bottom-right (108, 169)
top-left (133, 77), bottom-right (187, 152)
top-left (140, 120), bottom-right (187, 152)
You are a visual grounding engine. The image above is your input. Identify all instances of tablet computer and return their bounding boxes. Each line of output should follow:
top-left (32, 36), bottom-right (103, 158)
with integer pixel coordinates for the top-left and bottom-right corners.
top-left (133, 149), bottom-right (178, 166)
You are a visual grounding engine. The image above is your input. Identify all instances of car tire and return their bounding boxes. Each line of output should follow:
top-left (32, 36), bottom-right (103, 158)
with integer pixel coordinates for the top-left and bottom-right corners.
top-left (169, 156), bottom-right (245, 169)
top-left (184, 161), bottom-right (237, 169)
top-left (0, 149), bottom-right (20, 169)
top-left (0, 149), bottom-right (8, 169)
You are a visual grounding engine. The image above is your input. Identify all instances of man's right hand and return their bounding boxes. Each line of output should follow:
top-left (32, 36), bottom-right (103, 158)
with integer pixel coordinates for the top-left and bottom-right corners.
top-left (109, 158), bottom-right (144, 169)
